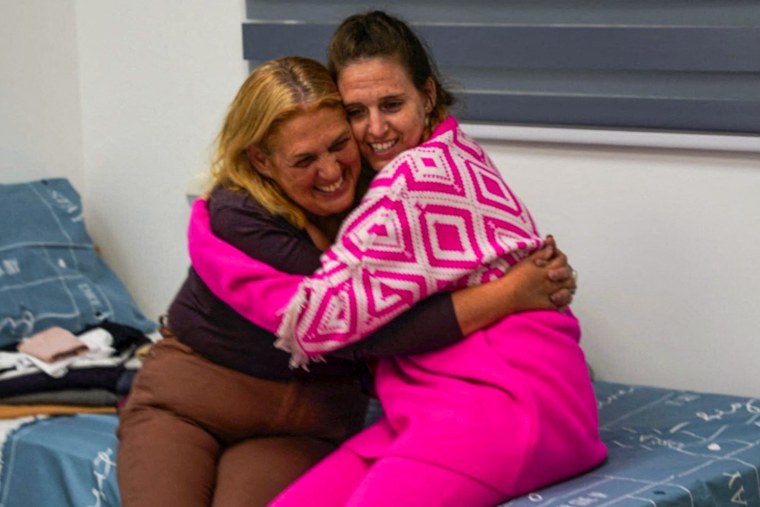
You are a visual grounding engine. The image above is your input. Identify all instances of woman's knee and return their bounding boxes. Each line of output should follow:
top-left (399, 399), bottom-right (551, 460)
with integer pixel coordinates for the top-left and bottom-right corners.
top-left (212, 436), bottom-right (336, 507)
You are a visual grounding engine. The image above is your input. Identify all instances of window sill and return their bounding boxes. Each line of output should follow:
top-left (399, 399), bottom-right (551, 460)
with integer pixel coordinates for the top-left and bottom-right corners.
top-left (462, 123), bottom-right (760, 154)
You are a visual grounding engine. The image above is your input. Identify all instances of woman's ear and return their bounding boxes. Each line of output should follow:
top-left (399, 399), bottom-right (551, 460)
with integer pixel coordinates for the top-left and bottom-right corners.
top-left (246, 146), bottom-right (272, 178)
top-left (423, 77), bottom-right (437, 114)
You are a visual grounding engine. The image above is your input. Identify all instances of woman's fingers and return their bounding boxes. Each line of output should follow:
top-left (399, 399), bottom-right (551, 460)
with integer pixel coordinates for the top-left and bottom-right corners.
top-left (550, 287), bottom-right (573, 308)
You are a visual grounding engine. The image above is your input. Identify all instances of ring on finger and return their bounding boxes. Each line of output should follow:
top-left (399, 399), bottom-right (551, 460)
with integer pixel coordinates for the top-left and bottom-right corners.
top-left (570, 267), bottom-right (578, 295)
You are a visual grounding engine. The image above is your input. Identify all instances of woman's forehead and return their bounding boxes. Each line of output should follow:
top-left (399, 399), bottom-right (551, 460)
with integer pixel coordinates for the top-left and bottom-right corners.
top-left (337, 58), bottom-right (414, 100)
top-left (271, 107), bottom-right (349, 154)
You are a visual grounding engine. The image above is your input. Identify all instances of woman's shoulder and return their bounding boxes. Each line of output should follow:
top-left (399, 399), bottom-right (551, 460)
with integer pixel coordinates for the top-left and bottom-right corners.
top-left (369, 117), bottom-right (466, 186)
top-left (208, 186), bottom-right (294, 237)
top-left (209, 185), bottom-right (258, 211)
top-left (209, 186), bottom-right (270, 220)
top-left (427, 116), bottom-right (489, 163)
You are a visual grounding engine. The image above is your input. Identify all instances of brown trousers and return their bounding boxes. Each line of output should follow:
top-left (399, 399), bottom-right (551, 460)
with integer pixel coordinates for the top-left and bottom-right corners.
top-left (117, 336), bottom-right (368, 507)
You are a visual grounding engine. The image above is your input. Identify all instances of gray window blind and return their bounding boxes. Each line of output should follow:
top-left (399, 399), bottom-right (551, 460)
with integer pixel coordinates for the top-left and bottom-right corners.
top-left (243, 1), bottom-right (760, 134)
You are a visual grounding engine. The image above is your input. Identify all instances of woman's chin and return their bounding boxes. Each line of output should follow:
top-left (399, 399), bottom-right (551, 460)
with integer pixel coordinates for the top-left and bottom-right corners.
top-left (366, 155), bottom-right (392, 171)
top-left (365, 146), bottom-right (407, 171)
top-left (316, 191), bottom-right (354, 216)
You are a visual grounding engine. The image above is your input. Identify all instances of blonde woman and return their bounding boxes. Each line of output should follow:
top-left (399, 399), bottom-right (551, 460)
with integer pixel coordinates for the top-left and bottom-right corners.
top-left (117, 55), bottom-right (577, 507)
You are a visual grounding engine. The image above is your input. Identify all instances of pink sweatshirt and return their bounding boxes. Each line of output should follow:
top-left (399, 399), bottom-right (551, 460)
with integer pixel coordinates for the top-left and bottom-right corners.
top-left (188, 116), bottom-right (606, 497)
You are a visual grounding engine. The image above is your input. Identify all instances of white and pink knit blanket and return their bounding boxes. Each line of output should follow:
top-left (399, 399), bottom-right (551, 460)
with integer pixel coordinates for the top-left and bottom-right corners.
top-left (275, 116), bottom-right (542, 367)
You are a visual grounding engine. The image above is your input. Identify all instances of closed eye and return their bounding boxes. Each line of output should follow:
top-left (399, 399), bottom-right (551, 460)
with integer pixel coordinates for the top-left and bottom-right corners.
top-left (330, 137), bottom-right (350, 152)
top-left (294, 156), bottom-right (315, 168)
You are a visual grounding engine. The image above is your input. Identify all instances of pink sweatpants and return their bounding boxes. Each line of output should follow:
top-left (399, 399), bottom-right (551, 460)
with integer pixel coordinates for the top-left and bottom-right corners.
top-left (270, 310), bottom-right (605, 506)
top-left (269, 447), bottom-right (504, 507)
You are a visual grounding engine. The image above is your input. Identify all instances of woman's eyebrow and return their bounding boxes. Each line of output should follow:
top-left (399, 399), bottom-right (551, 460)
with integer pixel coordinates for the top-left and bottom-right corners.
top-left (343, 92), bottom-right (406, 107)
top-left (289, 131), bottom-right (351, 160)
top-left (325, 128), bottom-right (350, 144)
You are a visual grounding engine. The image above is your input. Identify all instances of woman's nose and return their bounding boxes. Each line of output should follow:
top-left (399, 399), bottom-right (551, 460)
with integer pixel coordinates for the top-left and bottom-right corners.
top-left (367, 110), bottom-right (387, 137)
top-left (318, 154), bottom-right (342, 180)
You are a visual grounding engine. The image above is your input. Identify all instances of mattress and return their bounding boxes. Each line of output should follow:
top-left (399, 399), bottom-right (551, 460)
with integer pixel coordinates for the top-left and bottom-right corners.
top-left (0, 414), bottom-right (120, 507)
top-left (504, 381), bottom-right (760, 506)
top-left (1, 381), bottom-right (758, 507)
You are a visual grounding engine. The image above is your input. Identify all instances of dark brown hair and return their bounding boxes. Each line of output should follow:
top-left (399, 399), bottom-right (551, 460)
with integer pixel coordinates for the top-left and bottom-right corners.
top-left (327, 10), bottom-right (455, 138)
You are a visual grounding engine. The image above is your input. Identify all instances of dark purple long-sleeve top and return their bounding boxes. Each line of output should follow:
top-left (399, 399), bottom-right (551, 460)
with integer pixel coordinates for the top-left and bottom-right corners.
top-left (167, 186), bottom-right (464, 380)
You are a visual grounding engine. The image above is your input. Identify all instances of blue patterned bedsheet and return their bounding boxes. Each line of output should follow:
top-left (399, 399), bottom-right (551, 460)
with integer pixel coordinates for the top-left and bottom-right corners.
top-left (504, 381), bottom-right (760, 507)
top-left (1, 381), bottom-right (758, 507)
top-left (0, 414), bottom-right (120, 507)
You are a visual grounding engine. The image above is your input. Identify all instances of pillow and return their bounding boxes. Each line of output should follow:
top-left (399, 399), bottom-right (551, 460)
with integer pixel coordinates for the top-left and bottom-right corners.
top-left (0, 178), bottom-right (157, 349)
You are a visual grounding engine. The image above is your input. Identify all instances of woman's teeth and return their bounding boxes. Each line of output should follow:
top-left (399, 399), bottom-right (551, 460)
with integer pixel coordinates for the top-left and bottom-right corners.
top-left (317, 177), bottom-right (343, 193)
top-left (371, 140), bottom-right (396, 153)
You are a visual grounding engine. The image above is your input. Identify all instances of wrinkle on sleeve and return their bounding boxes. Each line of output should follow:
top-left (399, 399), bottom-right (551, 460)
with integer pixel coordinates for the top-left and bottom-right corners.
top-left (187, 198), bottom-right (305, 333)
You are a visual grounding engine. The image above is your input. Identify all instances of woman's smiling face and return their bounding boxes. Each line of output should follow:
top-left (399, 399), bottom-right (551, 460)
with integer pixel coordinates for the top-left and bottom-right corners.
top-left (248, 106), bottom-right (361, 217)
top-left (337, 56), bottom-right (435, 171)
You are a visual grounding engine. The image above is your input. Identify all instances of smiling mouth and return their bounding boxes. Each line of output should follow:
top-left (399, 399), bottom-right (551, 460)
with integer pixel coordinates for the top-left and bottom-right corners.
top-left (315, 176), bottom-right (345, 193)
top-left (369, 140), bottom-right (397, 154)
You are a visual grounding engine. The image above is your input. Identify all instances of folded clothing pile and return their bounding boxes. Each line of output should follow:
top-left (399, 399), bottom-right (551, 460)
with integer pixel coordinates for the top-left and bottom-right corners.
top-left (0, 321), bottom-right (154, 417)
top-left (0, 178), bottom-right (158, 417)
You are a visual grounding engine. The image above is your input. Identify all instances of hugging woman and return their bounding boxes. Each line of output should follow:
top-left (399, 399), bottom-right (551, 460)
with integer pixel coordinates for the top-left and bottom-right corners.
top-left (116, 54), bottom-right (577, 507)
top-left (187, 11), bottom-right (605, 507)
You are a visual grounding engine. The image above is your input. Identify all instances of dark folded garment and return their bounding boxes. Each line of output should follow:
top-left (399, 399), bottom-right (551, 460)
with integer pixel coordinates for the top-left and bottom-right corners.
top-left (0, 365), bottom-right (127, 398)
top-left (0, 388), bottom-right (119, 406)
top-left (79, 321), bottom-right (153, 352)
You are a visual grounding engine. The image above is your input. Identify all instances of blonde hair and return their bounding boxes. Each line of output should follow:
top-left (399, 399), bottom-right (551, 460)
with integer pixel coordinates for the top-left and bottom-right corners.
top-left (209, 56), bottom-right (344, 228)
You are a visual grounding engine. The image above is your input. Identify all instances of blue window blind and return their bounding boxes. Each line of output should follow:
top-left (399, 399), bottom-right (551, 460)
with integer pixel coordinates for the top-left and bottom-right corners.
top-left (243, 1), bottom-right (760, 134)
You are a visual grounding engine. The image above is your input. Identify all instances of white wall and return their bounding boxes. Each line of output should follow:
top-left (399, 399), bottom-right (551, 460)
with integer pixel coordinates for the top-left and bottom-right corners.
top-left (473, 134), bottom-right (760, 397)
top-left (1, 1), bottom-right (759, 397)
top-left (0, 1), bottom-right (85, 190)
top-left (74, 0), bottom-right (248, 321)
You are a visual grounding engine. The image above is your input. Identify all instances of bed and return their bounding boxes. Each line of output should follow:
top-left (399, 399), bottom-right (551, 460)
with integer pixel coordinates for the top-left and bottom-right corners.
top-left (0, 381), bottom-right (758, 506)
top-left (506, 381), bottom-right (760, 506)
top-left (0, 178), bottom-right (156, 507)
top-left (2, 179), bottom-right (759, 506)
